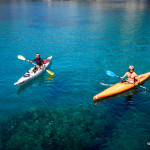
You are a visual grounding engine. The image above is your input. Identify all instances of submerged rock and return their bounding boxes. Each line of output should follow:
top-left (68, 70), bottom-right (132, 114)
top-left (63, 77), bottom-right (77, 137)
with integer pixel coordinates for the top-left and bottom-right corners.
top-left (1, 106), bottom-right (109, 150)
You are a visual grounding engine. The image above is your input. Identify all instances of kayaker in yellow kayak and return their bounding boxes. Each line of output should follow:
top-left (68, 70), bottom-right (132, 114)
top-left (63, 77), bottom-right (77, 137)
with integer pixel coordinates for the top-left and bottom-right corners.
top-left (120, 65), bottom-right (139, 84)
top-left (27, 53), bottom-right (45, 73)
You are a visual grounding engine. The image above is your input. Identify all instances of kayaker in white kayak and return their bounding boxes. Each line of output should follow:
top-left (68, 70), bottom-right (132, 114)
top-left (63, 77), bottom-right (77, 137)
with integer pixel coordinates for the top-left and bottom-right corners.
top-left (27, 53), bottom-right (45, 73)
top-left (120, 65), bottom-right (139, 84)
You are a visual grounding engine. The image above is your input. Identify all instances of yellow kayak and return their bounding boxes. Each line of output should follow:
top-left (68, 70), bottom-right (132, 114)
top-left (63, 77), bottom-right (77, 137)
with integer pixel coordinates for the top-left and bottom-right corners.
top-left (93, 72), bottom-right (150, 101)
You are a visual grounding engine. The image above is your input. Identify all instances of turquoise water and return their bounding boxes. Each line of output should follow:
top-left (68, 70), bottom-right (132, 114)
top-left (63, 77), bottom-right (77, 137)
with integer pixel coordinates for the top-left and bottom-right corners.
top-left (1, 0), bottom-right (150, 149)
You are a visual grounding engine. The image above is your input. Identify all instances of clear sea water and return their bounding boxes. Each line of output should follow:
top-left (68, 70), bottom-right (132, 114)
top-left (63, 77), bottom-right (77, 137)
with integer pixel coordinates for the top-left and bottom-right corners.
top-left (0, 0), bottom-right (150, 149)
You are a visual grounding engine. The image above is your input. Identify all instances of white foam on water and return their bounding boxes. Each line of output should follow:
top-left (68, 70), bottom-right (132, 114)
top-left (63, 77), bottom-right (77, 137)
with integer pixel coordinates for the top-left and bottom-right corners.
top-left (100, 82), bottom-right (114, 87)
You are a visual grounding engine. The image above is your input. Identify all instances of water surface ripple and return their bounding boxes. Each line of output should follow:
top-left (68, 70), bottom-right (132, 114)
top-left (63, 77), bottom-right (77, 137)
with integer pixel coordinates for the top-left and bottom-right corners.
top-left (0, 0), bottom-right (150, 149)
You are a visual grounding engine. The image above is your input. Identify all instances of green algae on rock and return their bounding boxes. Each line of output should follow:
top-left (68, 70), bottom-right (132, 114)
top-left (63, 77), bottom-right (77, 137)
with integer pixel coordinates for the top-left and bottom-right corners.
top-left (1, 106), bottom-right (109, 150)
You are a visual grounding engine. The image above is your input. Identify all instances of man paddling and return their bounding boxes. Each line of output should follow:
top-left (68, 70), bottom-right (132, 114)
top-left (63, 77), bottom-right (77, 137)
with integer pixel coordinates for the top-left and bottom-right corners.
top-left (27, 53), bottom-right (44, 73)
top-left (120, 65), bottom-right (139, 84)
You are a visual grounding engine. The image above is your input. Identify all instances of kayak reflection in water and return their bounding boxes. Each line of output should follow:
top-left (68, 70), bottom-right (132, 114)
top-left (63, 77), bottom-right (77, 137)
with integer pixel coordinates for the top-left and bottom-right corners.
top-left (122, 89), bottom-right (139, 105)
top-left (27, 53), bottom-right (45, 73)
top-left (120, 65), bottom-right (140, 84)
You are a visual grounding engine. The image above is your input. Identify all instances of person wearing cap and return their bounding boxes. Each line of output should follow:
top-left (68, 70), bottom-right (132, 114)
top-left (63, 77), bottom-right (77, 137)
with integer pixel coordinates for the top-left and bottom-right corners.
top-left (120, 66), bottom-right (139, 84)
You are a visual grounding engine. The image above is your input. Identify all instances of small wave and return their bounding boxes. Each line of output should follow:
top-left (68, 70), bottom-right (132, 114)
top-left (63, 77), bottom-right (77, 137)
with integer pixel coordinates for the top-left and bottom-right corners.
top-left (100, 82), bottom-right (114, 87)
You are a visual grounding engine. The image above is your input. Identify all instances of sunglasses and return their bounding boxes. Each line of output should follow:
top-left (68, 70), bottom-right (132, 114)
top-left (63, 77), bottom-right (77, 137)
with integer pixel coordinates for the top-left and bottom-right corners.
top-left (129, 69), bottom-right (134, 70)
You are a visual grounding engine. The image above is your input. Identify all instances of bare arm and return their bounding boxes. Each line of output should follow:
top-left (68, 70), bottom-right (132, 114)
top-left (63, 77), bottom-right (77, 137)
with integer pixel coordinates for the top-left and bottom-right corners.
top-left (27, 59), bottom-right (36, 63)
top-left (135, 73), bottom-right (140, 84)
top-left (120, 72), bottom-right (127, 80)
top-left (26, 60), bottom-right (33, 63)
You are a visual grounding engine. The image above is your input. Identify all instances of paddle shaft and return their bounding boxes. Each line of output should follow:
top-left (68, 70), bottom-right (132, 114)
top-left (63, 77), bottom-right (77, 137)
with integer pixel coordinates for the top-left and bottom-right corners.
top-left (115, 73), bottom-right (149, 90)
top-left (29, 61), bottom-right (45, 69)
top-left (27, 60), bottom-right (54, 75)
top-left (26, 60), bottom-right (37, 66)
top-left (18, 55), bottom-right (54, 75)
top-left (106, 70), bottom-right (149, 90)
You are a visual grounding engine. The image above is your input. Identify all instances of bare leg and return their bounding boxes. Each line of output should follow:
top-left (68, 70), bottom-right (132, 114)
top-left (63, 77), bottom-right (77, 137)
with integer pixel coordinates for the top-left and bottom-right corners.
top-left (29, 67), bottom-right (34, 73)
top-left (37, 66), bottom-right (44, 72)
top-left (37, 68), bottom-right (41, 72)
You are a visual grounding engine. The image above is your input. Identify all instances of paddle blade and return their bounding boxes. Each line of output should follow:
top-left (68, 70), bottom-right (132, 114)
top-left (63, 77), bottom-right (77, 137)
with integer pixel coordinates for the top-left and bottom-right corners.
top-left (46, 69), bottom-right (54, 75)
top-left (140, 85), bottom-right (150, 91)
top-left (106, 70), bottom-right (116, 77)
top-left (18, 55), bottom-right (26, 61)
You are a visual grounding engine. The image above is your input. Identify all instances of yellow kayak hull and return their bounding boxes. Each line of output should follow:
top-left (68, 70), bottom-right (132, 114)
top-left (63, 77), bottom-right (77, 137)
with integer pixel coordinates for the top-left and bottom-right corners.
top-left (93, 72), bottom-right (150, 101)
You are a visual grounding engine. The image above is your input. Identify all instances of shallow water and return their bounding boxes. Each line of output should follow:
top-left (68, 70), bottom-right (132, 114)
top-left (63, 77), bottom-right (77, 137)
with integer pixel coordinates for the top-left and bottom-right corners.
top-left (0, 0), bottom-right (150, 149)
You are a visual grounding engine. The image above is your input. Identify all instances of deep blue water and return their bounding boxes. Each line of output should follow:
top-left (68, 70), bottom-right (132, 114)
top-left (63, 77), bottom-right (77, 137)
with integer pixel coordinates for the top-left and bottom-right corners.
top-left (0, 0), bottom-right (150, 149)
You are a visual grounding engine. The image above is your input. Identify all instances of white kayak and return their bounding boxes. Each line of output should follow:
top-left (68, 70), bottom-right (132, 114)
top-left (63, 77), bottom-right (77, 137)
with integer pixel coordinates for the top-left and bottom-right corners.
top-left (14, 56), bottom-right (52, 86)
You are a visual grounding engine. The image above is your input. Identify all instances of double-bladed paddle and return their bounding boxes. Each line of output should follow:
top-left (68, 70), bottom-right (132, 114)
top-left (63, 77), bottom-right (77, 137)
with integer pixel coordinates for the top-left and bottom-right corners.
top-left (18, 55), bottom-right (54, 75)
top-left (106, 70), bottom-right (150, 91)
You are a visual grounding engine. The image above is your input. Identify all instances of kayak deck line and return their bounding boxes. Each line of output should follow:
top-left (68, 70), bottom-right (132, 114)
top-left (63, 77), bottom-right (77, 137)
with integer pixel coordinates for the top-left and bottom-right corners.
top-left (93, 72), bottom-right (150, 101)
